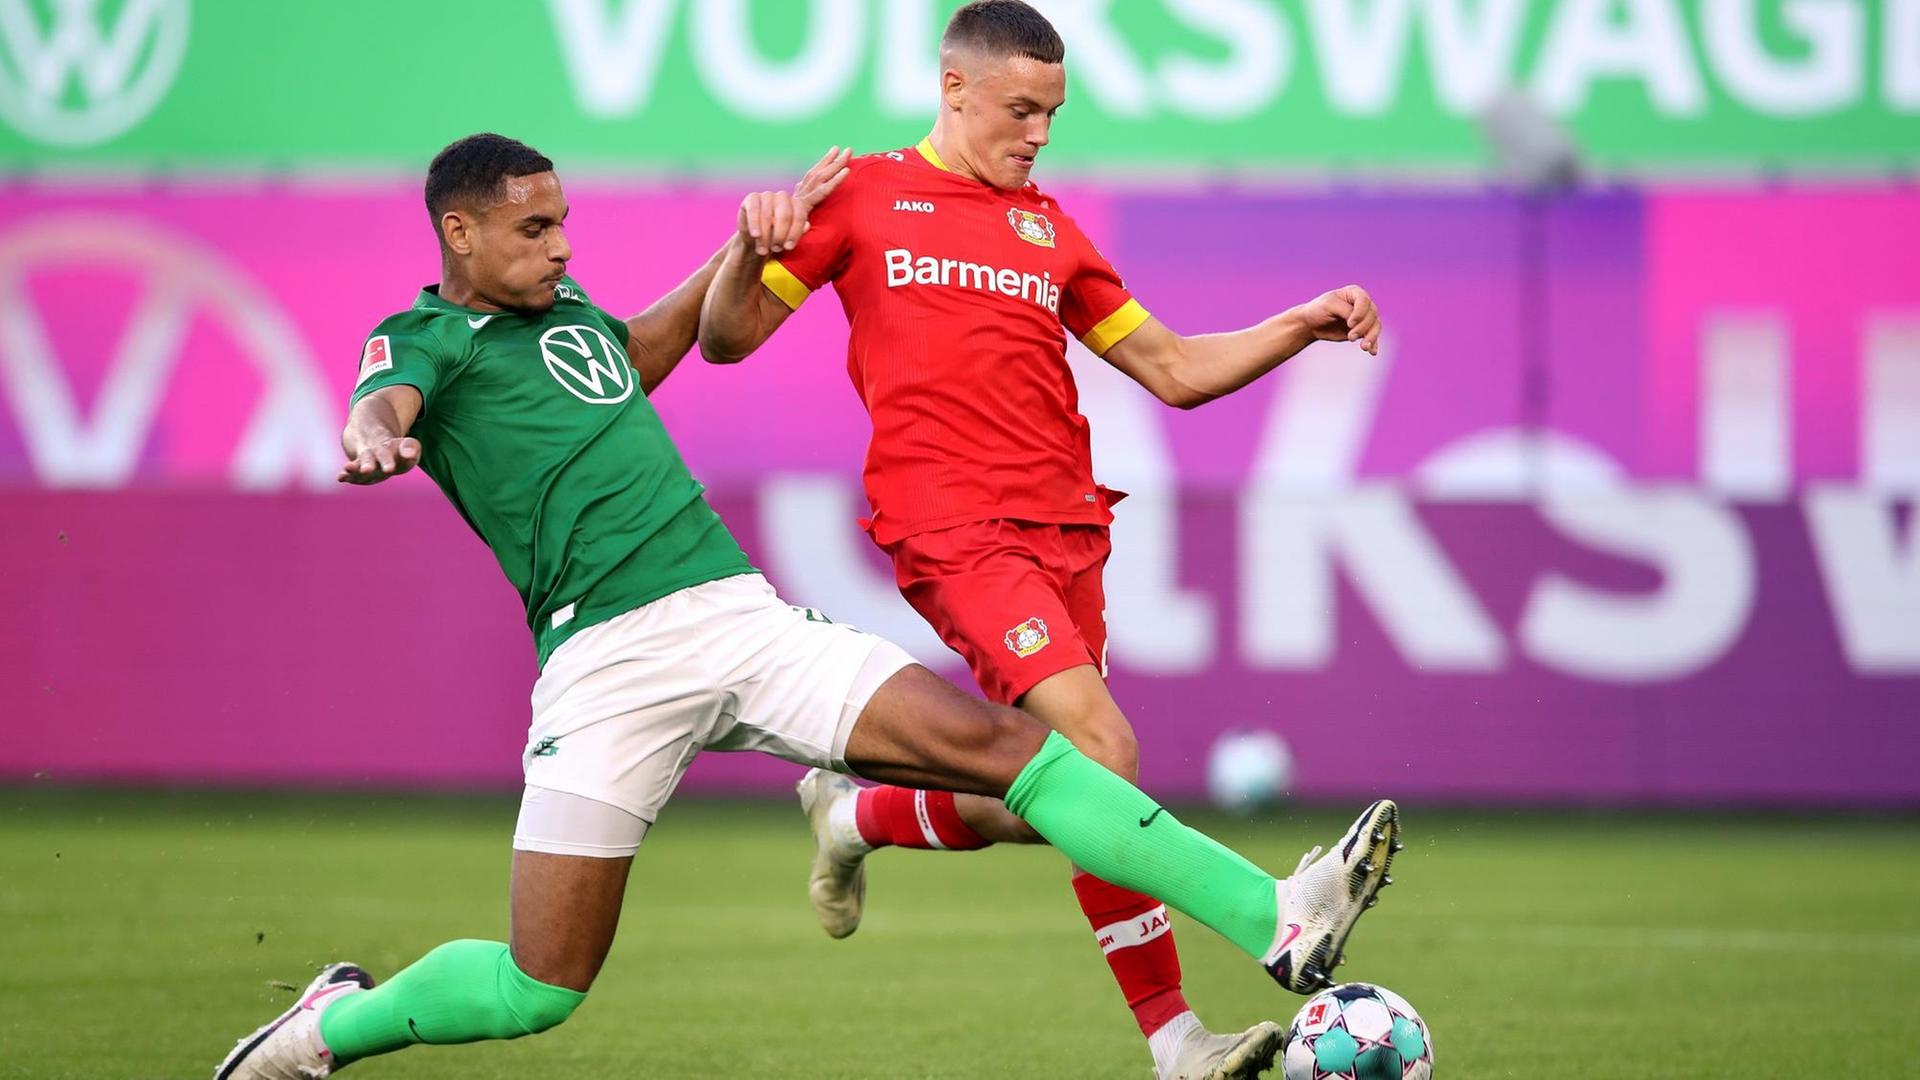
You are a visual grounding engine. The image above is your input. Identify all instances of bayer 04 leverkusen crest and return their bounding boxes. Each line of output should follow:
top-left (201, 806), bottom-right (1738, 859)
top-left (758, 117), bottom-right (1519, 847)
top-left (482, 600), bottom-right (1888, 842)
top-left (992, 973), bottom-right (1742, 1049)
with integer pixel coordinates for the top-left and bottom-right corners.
top-left (1004, 616), bottom-right (1051, 658)
top-left (1007, 208), bottom-right (1057, 248)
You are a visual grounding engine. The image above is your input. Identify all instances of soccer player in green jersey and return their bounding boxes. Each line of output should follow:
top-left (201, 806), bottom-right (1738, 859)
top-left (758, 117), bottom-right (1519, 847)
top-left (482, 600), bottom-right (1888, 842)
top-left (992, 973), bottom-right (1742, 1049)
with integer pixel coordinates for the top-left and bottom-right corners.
top-left (213, 133), bottom-right (1400, 1079)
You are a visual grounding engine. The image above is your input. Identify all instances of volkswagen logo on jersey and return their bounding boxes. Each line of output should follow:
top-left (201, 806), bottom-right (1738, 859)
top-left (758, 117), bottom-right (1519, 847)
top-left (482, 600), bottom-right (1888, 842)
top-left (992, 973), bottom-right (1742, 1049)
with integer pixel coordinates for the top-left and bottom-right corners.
top-left (539, 324), bottom-right (633, 405)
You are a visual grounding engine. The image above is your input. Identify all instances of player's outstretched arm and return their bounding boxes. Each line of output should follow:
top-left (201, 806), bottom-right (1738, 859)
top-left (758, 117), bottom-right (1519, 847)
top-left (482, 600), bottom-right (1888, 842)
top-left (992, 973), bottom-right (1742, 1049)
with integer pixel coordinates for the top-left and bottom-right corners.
top-left (698, 148), bottom-right (851, 365)
top-left (620, 242), bottom-right (731, 395)
top-left (1103, 285), bottom-right (1381, 409)
top-left (338, 385), bottom-right (424, 485)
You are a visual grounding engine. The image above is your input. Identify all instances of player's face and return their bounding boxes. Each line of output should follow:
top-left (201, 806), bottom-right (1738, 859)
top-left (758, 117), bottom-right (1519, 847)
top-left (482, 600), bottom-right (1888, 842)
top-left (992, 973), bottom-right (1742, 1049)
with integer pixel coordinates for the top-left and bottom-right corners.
top-left (456, 172), bottom-right (573, 312)
top-left (952, 54), bottom-right (1064, 189)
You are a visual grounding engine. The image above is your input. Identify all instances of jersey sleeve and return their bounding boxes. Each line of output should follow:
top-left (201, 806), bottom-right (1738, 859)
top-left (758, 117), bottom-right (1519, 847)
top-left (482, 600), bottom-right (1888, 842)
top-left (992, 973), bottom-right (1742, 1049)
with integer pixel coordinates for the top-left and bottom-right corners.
top-left (1059, 234), bottom-right (1151, 357)
top-left (760, 175), bottom-right (859, 310)
top-left (348, 323), bottom-right (450, 411)
top-left (588, 302), bottom-right (632, 351)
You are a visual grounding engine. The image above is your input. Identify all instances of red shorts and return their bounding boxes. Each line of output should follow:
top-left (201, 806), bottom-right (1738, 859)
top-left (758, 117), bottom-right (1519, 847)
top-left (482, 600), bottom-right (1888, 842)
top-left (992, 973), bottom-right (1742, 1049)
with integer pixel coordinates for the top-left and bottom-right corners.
top-left (881, 520), bottom-right (1111, 705)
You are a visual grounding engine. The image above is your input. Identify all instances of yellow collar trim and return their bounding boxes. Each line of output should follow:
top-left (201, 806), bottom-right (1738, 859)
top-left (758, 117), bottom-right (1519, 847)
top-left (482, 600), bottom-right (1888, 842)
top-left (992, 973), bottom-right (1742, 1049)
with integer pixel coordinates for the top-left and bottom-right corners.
top-left (915, 137), bottom-right (951, 172)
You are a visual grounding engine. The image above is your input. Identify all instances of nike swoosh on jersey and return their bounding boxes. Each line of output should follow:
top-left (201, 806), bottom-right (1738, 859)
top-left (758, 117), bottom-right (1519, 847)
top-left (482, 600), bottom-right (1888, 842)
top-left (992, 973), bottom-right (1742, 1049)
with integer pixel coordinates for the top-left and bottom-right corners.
top-left (468, 316), bottom-right (495, 329)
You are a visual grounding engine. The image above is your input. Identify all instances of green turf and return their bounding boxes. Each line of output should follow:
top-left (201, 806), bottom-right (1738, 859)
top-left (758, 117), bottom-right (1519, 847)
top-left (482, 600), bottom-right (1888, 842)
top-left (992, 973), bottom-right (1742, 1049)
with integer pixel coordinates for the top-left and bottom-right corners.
top-left (1, 786), bottom-right (1915, 1079)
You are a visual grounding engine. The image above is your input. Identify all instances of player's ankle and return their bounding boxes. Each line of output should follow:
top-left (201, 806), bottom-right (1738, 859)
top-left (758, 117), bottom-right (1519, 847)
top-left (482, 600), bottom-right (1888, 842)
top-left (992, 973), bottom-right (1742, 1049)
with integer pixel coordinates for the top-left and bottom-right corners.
top-left (1145, 1009), bottom-right (1201, 1074)
top-left (1133, 991), bottom-right (1192, 1038)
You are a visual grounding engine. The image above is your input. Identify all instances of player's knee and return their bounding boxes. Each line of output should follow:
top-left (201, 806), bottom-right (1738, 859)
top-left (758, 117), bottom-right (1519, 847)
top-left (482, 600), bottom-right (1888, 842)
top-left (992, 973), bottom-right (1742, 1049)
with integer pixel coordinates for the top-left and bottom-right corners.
top-left (1074, 721), bottom-right (1139, 782)
top-left (513, 987), bottom-right (583, 1035)
top-left (504, 957), bottom-right (588, 1035)
top-left (964, 702), bottom-right (1052, 792)
top-left (1036, 699), bottom-right (1138, 780)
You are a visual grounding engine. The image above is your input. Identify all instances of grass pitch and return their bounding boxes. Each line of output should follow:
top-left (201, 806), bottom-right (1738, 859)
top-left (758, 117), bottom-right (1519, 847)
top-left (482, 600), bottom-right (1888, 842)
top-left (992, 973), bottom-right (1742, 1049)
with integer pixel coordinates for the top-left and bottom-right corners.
top-left (1, 785), bottom-right (1914, 1079)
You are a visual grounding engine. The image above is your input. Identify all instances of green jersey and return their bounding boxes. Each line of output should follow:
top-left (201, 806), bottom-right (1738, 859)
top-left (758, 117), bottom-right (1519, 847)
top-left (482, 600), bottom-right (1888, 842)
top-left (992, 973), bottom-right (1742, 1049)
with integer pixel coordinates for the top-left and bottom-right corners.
top-left (349, 277), bottom-right (755, 666)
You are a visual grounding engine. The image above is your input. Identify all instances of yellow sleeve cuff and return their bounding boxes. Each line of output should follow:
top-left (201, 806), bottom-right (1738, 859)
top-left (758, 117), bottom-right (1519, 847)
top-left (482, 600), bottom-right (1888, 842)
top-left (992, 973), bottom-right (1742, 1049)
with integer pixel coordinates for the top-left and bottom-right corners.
top-left (761, 260), bottom-right (813, 311)
top-left (1080, 299), bottom-right (1151, 356)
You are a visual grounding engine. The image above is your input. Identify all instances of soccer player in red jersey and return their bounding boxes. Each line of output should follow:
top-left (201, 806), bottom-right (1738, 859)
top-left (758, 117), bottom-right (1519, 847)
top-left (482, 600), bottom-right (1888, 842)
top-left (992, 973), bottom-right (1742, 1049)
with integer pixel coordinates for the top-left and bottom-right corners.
top-left (701, 4), bottom-right (1391, 1078)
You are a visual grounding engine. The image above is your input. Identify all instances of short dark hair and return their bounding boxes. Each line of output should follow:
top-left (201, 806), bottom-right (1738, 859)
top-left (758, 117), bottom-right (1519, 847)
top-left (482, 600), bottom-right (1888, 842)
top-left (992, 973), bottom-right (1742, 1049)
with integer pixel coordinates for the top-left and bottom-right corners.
top-left (424, 133), bottom-right (554, 222)
top-left (942, 0), bottom-right (1065, 65)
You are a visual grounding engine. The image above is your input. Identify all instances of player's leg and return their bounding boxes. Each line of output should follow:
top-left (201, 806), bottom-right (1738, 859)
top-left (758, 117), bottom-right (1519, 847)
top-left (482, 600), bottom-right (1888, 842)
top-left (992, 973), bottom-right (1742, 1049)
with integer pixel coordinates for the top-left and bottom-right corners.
top-left (718, 572), bottom-right (1398, 997)
top-left (820, 522), bottom-right (1104, 861)
top-left (312, 843), bottom-right (626, 1064)
top-left (842, 664), bottom-right (1401, 996)
top-left (708, 572), bottom-right (1285, 963)
top-left (214, 595), bottom-right (714, 1078)
top-left (818, 523), bottom-right (1267, 1073)
top-left (993, 525), bottom-right (1262, 1074)
top-left (1026, 529), bottom-right (1272, 1074)
top-left (212, 800), bottom-right (634, 1079)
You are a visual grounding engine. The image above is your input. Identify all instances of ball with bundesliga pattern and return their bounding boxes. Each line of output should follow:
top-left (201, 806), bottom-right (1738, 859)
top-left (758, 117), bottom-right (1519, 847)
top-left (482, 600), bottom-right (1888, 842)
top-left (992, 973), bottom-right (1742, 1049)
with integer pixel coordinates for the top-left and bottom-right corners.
top-left (1282, 983), bottom-right (1434, 1079)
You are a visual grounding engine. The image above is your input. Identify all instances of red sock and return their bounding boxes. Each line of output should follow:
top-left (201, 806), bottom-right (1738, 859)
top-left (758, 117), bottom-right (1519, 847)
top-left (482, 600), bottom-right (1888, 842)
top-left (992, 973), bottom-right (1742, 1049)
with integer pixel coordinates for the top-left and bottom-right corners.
top-left (852, 786), bottom-right (992, 850)
top-left (1073, 871), bottom-right (1190, 1037)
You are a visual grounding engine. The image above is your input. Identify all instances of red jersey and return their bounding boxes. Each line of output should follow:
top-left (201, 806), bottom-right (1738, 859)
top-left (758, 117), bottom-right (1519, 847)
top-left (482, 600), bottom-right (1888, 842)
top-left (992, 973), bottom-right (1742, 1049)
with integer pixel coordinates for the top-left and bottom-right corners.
top-left (762, 139), bottom-right (1150, 545)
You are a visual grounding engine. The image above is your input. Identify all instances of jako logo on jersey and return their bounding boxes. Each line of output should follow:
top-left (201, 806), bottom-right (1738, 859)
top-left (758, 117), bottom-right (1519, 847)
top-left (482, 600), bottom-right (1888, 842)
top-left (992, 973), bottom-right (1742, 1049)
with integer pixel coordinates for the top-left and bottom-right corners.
top-left (884, 249), bottom-right (1061, 313)
top-left (1007, 208), bottom-right (1056, 248)
top-left (539, 324), bottom-right (633, 405)
top-left (1004, 617), bottom-right (1050, 658)
top-left (356, 335), bottom-right (393, 387)
top-left (891, 200), bottom-right (934, 213)
top-left (0, 0), bottom-right (190, 148)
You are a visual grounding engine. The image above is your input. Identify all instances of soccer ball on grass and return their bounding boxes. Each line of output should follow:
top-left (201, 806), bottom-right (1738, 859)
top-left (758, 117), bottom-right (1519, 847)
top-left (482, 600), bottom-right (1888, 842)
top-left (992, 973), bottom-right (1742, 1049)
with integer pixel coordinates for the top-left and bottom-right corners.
top-left (1282, 982), bottom-right (1434, 1079)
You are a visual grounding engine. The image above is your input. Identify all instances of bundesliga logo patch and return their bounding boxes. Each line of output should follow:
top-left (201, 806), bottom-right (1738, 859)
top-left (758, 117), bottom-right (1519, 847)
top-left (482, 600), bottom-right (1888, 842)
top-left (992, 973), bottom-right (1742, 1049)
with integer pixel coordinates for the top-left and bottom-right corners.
top-left (1007, 208), bottom-right (1056, 248)
top-left (1004, 616), bottom-right (1051, 658)
top-left (356, 335), bottom-right (392, 387)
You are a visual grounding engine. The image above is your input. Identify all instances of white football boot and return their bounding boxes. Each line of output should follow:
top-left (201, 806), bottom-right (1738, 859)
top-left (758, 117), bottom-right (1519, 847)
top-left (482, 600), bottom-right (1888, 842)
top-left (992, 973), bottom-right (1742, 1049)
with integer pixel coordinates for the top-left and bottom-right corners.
top-left (1262, 799), bottom-right (1402, 994)
top-left (796, 768), bottom-right (871, 939)
top-left (1153, 1013), bottom-right (1285, 1080)
top-left (213, 962), bottom-right (374, 1079)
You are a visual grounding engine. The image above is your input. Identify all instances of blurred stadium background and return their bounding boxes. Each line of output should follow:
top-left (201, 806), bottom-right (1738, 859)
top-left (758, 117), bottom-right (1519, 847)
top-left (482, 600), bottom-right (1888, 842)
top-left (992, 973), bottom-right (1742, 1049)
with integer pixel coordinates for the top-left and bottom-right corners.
top-left (2, 2), bottom-right (1917, 1077)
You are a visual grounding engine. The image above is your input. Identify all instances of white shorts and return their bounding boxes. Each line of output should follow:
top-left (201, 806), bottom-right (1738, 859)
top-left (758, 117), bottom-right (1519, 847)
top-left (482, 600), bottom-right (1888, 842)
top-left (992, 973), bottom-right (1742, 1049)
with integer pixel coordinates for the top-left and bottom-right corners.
top-left (512, 573), bottom-right (915, 858)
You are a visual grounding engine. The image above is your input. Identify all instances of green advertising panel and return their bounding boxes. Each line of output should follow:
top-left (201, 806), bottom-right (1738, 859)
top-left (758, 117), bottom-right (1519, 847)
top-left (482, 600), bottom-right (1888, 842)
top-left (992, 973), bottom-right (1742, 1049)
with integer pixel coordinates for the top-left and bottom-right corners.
top-left (1, 0), bottom-right (1915, 174)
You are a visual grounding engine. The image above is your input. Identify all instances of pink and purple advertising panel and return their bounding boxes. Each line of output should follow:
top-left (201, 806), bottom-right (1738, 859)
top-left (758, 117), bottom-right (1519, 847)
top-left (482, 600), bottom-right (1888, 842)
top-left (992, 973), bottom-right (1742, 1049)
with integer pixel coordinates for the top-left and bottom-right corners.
top-left (2, 184), bottom-right (1915, 803)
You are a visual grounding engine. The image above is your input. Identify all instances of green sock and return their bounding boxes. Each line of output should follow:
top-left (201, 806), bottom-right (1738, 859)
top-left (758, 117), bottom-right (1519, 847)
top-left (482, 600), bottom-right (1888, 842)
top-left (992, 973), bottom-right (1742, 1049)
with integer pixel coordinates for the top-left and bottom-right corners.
top-left (1004, 731), bottom-right (1279, 958)
top-left (318, 939), bottom-right (585, 1065)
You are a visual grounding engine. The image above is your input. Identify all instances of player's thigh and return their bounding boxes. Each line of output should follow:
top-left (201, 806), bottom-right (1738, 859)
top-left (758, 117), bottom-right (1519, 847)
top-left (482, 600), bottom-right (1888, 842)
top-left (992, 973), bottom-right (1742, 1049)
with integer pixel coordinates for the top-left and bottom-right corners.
top-left (885, 521), bottom-right (1099, 705)
top-left (698, 579), bottom-right (1046, 795)
top-left (509, 839), bottom-right (633, 992)
top-left (1015, 524), bottom-right (1137, 775)
top-left (1016, 664), bottom-right (1137, 779)
top-left (840, 663), bottom-right (1048, 796)
top-left (700, 577), bottom-right (918, 772)
top-left (522, 591), bottom-right (728, 825)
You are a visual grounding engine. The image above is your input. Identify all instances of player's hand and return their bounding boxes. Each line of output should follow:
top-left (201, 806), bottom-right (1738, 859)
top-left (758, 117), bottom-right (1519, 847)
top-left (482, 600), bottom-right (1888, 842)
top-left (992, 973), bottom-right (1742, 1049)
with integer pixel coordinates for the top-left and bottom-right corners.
top-left (794, 145), bottom-right (852, 208)
top-left (738, 146), bottom-right (852, 258)
top-left (1297, 285), bottom-right (1381, 356)
top-left (337, 437), bottom-right (422, 485)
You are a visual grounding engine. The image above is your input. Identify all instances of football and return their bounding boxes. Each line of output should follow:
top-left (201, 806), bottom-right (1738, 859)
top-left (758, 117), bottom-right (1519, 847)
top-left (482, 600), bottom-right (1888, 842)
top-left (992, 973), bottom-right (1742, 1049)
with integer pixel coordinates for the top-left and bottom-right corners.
top-left (1282, 982), bottom-right (1434, 1080)
top-left (1204, 729), bottom-right (1294, 812)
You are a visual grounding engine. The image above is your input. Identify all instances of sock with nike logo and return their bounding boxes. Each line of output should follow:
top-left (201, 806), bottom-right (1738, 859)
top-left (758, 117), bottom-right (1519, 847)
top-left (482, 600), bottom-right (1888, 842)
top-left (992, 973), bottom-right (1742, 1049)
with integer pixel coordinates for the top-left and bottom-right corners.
top-left (1005, 732), bottom-right (1278, 958)
top-left (318, 939), bottom-right (584, 1065)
